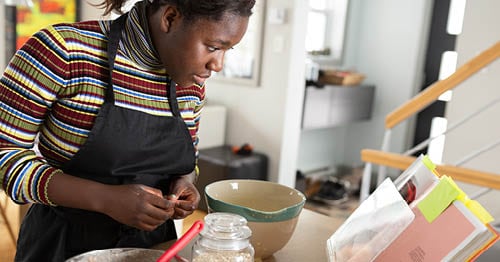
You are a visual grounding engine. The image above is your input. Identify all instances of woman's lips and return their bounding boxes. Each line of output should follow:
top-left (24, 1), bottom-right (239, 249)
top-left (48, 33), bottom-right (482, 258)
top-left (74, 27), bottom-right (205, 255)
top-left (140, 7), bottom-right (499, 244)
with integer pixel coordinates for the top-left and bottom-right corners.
top-left (193, 74), bottom-right (210, 85)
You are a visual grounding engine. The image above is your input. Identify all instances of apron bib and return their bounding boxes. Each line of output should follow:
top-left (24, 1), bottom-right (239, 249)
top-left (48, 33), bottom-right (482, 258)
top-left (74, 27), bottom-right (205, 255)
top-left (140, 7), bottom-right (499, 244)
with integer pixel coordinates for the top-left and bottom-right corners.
top-left (15, 14), bottom-right (196, 261)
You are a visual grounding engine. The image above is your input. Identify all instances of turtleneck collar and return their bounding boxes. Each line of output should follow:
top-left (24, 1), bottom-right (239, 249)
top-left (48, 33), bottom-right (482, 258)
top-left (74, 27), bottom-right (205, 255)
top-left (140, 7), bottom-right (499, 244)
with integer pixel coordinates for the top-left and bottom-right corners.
top-left (118, 0), bottom-right (164, 69)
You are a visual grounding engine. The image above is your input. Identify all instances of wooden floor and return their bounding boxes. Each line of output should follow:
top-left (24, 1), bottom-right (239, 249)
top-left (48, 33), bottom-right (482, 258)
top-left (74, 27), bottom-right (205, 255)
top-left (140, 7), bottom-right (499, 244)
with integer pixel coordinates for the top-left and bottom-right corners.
top-left (0, 221), bottom-right (16, 262)
top-left (1, 192), bottom-right (20, 262)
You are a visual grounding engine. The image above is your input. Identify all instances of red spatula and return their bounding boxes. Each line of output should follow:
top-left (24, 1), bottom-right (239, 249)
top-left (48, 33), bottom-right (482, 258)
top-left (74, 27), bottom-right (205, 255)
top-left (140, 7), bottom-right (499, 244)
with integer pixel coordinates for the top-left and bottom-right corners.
top-left (157, 220), bottom-right (204, 262)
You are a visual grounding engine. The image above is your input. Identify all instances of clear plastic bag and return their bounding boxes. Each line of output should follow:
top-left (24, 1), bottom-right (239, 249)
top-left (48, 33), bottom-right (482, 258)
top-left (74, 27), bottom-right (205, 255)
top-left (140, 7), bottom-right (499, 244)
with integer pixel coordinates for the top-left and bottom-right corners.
top-left (326, 178), bottom-right (415, 262)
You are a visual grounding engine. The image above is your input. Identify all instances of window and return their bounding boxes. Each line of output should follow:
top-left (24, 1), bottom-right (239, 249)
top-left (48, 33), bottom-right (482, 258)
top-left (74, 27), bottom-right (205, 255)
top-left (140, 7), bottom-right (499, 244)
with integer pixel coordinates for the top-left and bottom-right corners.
top-left (306, 0), bottom-right (349, 63)
top-left (306, 2), bottom-right (329, 55)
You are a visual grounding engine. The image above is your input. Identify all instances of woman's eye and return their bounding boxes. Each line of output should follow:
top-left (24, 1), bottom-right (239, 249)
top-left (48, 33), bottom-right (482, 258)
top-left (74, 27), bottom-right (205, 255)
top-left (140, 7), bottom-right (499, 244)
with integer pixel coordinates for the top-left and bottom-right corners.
top-left (208, 46), bottom-right (220, 52)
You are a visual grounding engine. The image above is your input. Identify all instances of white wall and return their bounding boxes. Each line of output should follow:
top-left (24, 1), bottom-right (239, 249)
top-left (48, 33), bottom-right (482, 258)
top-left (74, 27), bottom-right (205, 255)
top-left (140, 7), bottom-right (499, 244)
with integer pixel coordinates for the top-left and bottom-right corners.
top-left (343, 0), bottom-right (433, 165)
top-left (443, 0), bottom-right (500, 219)
top-left (297, 0), bottom-right (434, 173)
top-left (207, 0), bottom-right (307, 186)
top-left (80, 0), bottom-right (108, 20)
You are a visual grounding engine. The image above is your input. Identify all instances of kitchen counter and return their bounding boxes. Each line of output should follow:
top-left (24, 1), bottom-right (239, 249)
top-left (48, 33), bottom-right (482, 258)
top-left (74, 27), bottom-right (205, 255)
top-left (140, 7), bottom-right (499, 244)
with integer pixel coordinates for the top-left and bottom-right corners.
top-left (262, 208), bottom-right (343, 261)
top-left (153, 208), bottom-right (344, 261)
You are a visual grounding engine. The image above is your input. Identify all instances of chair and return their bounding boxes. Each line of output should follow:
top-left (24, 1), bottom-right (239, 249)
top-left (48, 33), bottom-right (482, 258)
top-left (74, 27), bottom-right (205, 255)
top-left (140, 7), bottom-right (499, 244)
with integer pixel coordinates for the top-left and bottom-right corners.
top-left (360, 41), bottom-right (500, 201)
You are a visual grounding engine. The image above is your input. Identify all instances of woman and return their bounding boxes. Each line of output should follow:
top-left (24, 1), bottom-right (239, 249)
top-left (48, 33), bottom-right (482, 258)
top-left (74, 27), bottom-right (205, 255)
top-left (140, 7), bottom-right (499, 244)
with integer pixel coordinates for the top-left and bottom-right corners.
top-left (0, 0), bottom-right (254, 260)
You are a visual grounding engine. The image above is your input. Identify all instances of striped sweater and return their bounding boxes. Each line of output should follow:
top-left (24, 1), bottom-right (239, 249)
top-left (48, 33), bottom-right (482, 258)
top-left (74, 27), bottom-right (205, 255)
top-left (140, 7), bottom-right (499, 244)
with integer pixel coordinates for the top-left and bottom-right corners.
top-left (0, 2), bottom-right (205, 205)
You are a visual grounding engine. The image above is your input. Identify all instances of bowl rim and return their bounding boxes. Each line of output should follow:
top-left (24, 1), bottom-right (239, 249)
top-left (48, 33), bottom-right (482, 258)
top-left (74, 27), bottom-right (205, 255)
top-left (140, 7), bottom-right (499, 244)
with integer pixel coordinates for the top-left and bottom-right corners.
top-left (204, 179), bottom-right (306, 222)
top-left (65, 248), bottom-right (164, 261)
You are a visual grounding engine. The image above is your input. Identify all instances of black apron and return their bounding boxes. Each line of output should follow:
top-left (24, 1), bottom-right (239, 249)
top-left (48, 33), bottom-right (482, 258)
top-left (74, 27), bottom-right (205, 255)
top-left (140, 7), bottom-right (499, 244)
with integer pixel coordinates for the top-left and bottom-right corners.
top-left (15, 14), bottom-right (196, 262)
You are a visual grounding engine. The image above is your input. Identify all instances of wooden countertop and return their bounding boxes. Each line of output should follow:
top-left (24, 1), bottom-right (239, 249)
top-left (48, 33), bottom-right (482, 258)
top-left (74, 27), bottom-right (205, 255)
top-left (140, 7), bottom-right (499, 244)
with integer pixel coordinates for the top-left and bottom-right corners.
top-left (264, 208), bottom-right (343, 261)
top-left (153, 208), bottom-right (344, 261)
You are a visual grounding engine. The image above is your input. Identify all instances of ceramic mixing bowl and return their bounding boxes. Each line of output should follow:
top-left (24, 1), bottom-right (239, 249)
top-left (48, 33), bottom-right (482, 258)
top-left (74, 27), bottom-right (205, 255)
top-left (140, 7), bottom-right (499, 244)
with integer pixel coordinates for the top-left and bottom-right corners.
top-left (204, 179), bottom-right (306, 259)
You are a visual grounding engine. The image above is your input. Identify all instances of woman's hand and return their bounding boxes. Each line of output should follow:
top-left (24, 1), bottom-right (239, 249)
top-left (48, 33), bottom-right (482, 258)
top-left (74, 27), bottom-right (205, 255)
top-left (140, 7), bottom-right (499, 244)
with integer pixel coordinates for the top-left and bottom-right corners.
top-left (166, 172), bottom-right (201, 220)
top-left (101, 184), bottom-right (176, 231)
top-left (46, 172), bottom-right (197, 231)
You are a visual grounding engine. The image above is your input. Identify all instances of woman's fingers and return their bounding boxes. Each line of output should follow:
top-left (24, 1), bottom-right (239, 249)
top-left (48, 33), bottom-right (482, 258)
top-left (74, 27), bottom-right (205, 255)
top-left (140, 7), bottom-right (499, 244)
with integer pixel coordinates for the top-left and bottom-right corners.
top-left (174, 199), bottom-right (196, 211)
top-left (170, 200), bottom-right (196, 219)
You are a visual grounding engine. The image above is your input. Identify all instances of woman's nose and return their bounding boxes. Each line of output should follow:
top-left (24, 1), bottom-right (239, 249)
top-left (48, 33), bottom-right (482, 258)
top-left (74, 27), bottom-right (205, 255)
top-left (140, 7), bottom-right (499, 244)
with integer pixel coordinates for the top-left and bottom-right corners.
top-left (208, 53), bottom-right (224, 72)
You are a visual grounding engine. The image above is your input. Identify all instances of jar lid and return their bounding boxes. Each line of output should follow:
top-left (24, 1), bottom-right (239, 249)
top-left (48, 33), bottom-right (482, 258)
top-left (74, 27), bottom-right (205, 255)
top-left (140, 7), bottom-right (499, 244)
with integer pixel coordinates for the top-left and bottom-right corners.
top-left (201, 212), bottom-right (252, 240)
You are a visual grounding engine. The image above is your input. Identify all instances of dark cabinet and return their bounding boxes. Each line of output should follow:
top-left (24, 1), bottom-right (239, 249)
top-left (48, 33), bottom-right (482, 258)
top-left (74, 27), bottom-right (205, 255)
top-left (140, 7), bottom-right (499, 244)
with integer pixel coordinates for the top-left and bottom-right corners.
top-left (196, 146), bottom-right (268, 211)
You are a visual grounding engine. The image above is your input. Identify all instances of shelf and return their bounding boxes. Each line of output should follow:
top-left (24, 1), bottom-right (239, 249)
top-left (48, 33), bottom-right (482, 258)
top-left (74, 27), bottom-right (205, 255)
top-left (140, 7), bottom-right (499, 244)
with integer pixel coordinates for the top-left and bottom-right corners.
top-left (302, 84), bottom-right (375, 129)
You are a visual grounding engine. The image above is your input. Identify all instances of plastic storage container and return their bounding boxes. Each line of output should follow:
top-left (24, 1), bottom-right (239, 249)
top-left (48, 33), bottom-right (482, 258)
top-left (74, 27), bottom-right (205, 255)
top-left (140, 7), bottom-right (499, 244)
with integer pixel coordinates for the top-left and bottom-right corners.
top-left (192, 212), bottom-right (254, 262)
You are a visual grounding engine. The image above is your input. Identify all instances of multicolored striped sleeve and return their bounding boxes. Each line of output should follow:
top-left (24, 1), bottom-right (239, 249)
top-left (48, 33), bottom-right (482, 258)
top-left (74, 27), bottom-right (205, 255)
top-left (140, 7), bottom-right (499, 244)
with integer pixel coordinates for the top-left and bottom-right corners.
top-left (0, 25), bottom-right (68, 205)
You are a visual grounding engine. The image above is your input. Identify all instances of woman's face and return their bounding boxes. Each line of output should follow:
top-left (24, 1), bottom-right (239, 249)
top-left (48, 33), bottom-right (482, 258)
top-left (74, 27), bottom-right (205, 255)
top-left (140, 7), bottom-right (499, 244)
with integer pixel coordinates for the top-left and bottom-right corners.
top-left (150, 7), bottom-right (250, 87)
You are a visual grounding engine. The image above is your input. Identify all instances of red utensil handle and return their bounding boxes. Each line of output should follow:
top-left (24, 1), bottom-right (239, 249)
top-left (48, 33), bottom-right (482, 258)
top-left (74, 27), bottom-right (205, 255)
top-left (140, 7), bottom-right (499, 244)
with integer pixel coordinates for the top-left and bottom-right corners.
top-left (157, 220), bottom-right (204, 262)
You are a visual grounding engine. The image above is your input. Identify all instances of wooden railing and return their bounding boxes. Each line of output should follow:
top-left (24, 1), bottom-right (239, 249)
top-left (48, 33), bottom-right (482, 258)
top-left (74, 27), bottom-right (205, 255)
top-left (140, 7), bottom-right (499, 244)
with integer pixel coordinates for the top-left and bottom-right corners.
top-left (385, 41), bottom-right (500, 129)
top-left (361, 41), bottom-right (500, 194)
top-left (361, 149), bottom-right (500, 189)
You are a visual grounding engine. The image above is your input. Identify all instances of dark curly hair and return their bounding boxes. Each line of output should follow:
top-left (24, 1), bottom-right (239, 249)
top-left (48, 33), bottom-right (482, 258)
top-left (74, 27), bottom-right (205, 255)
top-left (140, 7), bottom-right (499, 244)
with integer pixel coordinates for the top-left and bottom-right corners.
top-left (99, 0), bottom-right (256, 21)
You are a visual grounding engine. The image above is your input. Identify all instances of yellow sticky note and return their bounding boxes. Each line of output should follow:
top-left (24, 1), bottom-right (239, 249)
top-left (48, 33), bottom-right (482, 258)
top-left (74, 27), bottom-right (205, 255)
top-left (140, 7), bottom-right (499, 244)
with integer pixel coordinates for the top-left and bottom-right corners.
top-left (417, 176), bottom-right (460, 223)
top-left (422, 155), bottom-right (437, 172)
top-left (466, 200), bottom-right (494, 224)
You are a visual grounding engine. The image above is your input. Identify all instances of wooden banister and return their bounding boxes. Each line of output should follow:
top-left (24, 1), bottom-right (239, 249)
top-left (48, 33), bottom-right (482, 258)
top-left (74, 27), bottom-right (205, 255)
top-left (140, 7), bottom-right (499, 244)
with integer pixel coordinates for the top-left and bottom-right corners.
top-left (361, 149), bottom-right (415, 170)
top-left (385, 41), bottom-right (500, 129)
top-left (361, 149), bottom-right (500, 189)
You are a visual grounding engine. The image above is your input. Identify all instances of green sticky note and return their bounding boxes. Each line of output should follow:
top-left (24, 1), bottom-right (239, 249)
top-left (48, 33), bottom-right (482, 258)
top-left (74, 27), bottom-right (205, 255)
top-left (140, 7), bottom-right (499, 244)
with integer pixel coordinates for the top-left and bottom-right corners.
top-left (417, 177), bottom-right (460, 223)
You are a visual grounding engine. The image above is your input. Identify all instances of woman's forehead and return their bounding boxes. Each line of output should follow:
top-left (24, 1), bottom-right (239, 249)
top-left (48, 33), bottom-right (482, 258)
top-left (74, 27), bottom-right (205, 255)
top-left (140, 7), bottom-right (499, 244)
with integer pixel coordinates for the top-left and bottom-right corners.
top-left (185, 13), bottom-right (249, 35)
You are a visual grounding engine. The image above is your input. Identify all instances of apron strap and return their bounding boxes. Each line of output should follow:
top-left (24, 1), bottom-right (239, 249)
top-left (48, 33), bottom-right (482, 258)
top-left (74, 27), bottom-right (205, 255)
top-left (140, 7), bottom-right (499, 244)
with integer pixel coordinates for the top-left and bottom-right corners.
top-left (168, 80), bottom-right (181, 118)
top-left (106, 13), bottom-right (182, 118)
top-left (106, 13), bottom-right (128, 103)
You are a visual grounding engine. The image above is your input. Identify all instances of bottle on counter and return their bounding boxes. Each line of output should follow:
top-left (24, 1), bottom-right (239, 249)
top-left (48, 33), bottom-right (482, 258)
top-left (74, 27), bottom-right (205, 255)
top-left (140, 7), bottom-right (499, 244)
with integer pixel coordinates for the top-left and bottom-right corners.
top-left (192, 212), bottom-right (254, 262)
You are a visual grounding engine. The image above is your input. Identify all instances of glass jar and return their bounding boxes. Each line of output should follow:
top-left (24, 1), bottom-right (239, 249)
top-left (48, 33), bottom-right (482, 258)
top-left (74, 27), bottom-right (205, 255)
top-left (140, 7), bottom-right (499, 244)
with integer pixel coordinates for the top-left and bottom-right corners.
top-left (192, 212), bottom-right (254, 262)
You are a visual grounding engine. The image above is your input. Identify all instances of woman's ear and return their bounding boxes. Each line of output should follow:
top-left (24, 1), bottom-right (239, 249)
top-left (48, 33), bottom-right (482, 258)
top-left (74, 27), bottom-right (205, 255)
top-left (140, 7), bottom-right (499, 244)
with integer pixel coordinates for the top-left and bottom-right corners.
top-left (160, 6), bottom-right (180, 33)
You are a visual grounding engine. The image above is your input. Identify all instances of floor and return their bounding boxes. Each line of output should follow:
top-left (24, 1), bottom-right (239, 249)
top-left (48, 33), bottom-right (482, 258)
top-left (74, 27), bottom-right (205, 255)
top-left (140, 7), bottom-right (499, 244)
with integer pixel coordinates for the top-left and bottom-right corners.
top-left (1, 193), bottom-right (19, 262)
top-left (0, 221), bottom-right (16, 262)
